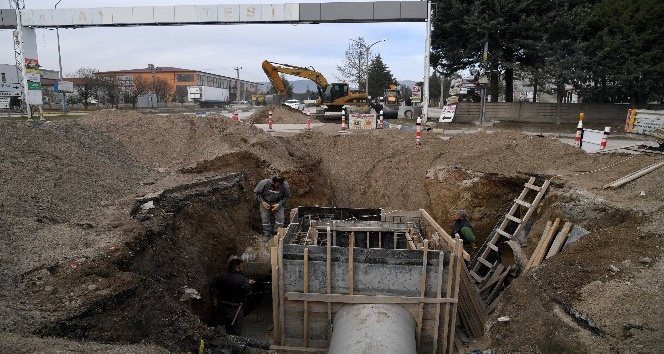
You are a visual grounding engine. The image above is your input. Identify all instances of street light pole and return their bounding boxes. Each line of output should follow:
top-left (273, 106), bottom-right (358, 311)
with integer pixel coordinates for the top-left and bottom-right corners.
top-left (234, 66), bottom-right (242, 102)
top-left (350, 38), bottom-right (387, 98)
top-left (365, 39), bottom-right (387, 98)
top-left (55, 0), bottom-right (67, 114)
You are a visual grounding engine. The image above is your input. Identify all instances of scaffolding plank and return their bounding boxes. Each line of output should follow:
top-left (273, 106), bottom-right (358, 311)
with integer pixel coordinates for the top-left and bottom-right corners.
top-left (417, 239), bottom-right (429, 353)
top-left (545, 222), bottom-right (573, 260)
top-left (271, 247), bottom-right (281, 344)
top-left (285, 292), bottom-right (457, 304)
top-left (303, 247), bottom-right (309, 347)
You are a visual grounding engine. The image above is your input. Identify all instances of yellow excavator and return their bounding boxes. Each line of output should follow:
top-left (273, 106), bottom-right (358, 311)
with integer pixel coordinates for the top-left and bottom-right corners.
top-left (261, 60), bottom-right (368, 112)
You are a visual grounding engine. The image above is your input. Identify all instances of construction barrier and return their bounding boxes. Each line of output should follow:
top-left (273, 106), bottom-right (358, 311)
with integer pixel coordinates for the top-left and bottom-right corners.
top-left (233, 108), bottom-right (239, 121)
top-left (582, 127), bottom-right (611, 149)
top-left (378, 110), bottom-right (384, 129)
top-left (416, 116), bottom-right (422, 146)
top-left (625, 109), bottom-right (664, 135)
top-left (268, 110), bottom-right (274, 132)
top-left (575, 120), bottom-right (583, 148)
top-left (599, 126), bottom-right (610, 150)
top-left (340, 107), bottom-right (348, 134)
top-left (306, 112), bottom-right (311, 132)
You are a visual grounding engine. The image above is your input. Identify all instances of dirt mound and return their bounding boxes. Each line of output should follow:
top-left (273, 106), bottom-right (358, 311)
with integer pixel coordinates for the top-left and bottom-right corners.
top-left (246, 105), bottom-right (317, 124)
top-left (2, 109), bottom-right (662, 353)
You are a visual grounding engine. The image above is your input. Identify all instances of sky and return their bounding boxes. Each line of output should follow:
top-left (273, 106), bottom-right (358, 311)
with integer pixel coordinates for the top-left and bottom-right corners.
top-left (0, 0), bottom-right (429, 85)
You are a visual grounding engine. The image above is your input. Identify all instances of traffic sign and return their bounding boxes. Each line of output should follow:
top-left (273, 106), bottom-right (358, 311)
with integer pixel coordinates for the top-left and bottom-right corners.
top-left (0, 83), bottom-right (21, 97)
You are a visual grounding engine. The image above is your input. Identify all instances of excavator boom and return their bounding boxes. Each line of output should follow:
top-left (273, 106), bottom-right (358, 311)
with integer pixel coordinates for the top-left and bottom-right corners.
top-left (262, 60), bottom-right (328, 96)
top-left (261, 59), bottom-right (367, 111)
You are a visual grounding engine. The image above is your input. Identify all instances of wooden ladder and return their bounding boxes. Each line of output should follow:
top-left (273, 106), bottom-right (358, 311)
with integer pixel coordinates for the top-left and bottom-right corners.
top-left (468, 177), bottom-right (551, 283)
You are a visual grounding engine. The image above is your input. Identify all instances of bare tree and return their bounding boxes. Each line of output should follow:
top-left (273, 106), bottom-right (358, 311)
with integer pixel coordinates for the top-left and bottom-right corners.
top-left (124, 75), bottom-right (152, 108)
top-left (152, 77), bottom-right (173, 103)
top-left (336, 37), bottom-right (370, 88)
top-left (100, 76), bottom-right (121, 108)
top-left (71, 67), bottom-right (102, 109)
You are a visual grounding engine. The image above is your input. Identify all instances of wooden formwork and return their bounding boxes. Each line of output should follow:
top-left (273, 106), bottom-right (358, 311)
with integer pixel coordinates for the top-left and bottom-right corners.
top-left (270, 207), bottom-right (468, 354)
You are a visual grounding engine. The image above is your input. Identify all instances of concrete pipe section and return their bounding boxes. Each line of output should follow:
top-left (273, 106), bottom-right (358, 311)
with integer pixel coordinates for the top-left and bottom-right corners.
top-left (328, 304), bottom-right (416, 354)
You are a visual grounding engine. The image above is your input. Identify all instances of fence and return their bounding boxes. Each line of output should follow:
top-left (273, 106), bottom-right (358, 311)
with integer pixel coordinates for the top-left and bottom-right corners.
top-left (452, 102), bottom-right (664, 124)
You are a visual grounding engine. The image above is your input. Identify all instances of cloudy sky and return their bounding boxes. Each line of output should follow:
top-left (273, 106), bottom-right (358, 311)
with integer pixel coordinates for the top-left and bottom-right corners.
top-left (0, 0), bottom-right (428, 85)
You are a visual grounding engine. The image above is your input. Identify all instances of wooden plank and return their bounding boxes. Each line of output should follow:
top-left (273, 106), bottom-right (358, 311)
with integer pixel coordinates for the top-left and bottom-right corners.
top-left (348, 232), bottom-right (354, 295)
top-left (285, 292), bottom-right (458, 304)
top-left (432, 249), bottom-right (447, 354)
top-left (325, 225), bottom-right (332, 341)
top-left (603, 162), bottom-right (664, 189)
top-left (446, 238), bottom-right (463, 354)
top-left (524, 182), bottom-right (541, 191)
top-left (526, 218), bottom-right (560, 271)
top-left (303, 247), bottom-right (309, 347)
top-left (417, 239), bottom-right (429, 353)
top-left (506, 215), bottom-right (522, 223)
top-left (545, 222), bottom-right (573, 260)
top-left (513, 199), bottom-right (532, 208)
top-left (420, 209), bottom-right (470, 261)
top-left (496, 229), bottom-right (513, 239)
top-left (478, 264), bottom-right (505, 292)
top-left (477, 257), bottom-right (493, 268)
top-left (486, 266), bottom-right (510, 304)
top-left (524, 220), bottom-right (551, 271)
top-left (278, 236), bottom-right (286, 345)
top-left (468, 270), bottom-right (483, 283)
top-left (270, 345), bottom-right (327, 353)
top-left (271, 246), bottom-right (281, 344)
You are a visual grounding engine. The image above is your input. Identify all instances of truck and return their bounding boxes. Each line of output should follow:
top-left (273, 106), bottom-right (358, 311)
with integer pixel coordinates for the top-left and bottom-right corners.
top-left (187, 86), bottom-right (229, 107)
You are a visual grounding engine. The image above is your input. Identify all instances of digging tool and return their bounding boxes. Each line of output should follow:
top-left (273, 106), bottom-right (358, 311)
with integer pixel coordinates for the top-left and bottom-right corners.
top-left (231, 303), bottom-right (243, 326)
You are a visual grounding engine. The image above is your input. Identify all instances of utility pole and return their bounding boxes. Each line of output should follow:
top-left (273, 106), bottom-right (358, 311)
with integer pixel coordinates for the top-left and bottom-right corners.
top-left (55, 0), bottom-right (67, 114)
top-left (234, 67), bottom-right (242, 102)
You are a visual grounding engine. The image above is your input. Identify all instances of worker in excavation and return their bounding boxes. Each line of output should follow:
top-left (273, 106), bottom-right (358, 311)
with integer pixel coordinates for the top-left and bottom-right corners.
top-left (451, 210), bottom-right (477, 252)
top-left (214, 258), bottom-right (255, 336)
top-left (254, 176), bottom-right (291, 240)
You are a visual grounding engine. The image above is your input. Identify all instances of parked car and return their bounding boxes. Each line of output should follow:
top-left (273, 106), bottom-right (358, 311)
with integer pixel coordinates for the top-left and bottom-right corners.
top-left (283, 99), bottom-right (301, 109)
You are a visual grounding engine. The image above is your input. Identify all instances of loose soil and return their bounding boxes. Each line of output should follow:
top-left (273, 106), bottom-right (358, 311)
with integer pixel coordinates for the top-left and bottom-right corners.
top-left (1, 106), bottom-right (662, 353)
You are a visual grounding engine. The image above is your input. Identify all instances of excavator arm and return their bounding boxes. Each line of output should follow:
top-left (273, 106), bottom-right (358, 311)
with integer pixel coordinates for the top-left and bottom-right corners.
top-left (262, 60), bottom-right (328, 98)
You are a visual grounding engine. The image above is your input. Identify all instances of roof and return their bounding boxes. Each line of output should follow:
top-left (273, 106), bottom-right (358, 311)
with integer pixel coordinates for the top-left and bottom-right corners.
top-left (96, 67), bottom-right (196, 74)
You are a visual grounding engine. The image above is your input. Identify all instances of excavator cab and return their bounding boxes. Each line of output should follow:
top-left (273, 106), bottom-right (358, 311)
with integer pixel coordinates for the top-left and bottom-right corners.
top-left (325, 83), bottom-right (349, 102)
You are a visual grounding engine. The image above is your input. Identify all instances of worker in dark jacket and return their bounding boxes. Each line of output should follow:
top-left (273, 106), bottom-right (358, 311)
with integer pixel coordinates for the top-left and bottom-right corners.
top-left (214, 259), bottom-right (254, 335)
top-left (451, 210), bottom-right (477, 252)
top-left (254, 176), bottom-right (291, 240)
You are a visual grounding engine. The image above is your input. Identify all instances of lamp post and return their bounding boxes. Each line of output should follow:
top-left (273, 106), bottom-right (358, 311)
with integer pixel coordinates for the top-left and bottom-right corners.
top-left (234, 66), bottom-right (242, 102)
top-left (55, 0), bottom-right (67, 114)
top-left (350, 38), bottom-right (387, 98)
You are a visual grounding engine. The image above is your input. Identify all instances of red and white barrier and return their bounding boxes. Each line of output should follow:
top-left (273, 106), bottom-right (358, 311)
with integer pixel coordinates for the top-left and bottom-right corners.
top-left (599, 126), bottom-right (611, 150)
top-left (340, 107), bottom-right (348, 133)
top-left (268, 110), bottom-right (274, 132)
top-left (378, 110), bottom-right (384, 129)
top-left (307, 111), bottom-right (311, 132)
top-left (416, 116), bottom-right (422, 146)
top-left (574, 120), bottom-right (583, 148)
top-left (233, 108), bottom-right (239, 121)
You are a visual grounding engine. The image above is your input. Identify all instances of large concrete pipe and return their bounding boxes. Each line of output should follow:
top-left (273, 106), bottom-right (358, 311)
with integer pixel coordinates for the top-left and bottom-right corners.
top-left (328, 304), bottom-right (417, 354)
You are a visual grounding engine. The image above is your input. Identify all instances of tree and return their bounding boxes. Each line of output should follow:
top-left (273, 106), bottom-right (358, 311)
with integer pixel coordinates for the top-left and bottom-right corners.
top-left (337, 37), bottom-right (370, 88)
top-left (71, 67), bottom-right (102, 109)
top-left (124, 75), bottom-right (152, 108)
top-left (429, 71), bottom-right (441, 106)
top-left (100, 76), bottom-right (121, 108)
top-left (367, 54), bottom-right (397, 99)
top-left (152, 77), bottom-right (173, 103)
top-left (175, 86), bottom-right (188, 105)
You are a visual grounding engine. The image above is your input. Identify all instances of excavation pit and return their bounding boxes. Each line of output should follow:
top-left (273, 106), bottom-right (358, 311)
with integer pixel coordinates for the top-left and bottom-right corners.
top-left (271, 207), bottom-right (467, 353)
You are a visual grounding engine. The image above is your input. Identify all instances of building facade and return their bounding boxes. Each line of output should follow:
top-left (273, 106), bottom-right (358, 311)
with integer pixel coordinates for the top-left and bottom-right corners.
top-left (96, 65), bottom-right (260, 103)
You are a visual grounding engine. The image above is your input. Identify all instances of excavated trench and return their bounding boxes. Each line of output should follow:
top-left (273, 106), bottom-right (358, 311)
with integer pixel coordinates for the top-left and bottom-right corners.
top-left (35, 166), bottom-right (562, 352)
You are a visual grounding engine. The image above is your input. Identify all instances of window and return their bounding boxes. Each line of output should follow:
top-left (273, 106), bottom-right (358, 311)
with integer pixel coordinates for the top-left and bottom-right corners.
top-left (1, 73), bottom-right (5, 83)
top-left (176, 74), bottom-right (194, 82)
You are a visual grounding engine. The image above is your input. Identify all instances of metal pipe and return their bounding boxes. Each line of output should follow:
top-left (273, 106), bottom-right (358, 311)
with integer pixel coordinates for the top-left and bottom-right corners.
top-left (328, 304), bottom-right (416, 354)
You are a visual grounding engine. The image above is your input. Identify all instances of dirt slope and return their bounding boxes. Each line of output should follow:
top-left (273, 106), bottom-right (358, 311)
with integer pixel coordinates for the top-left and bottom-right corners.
top-left (0, 107), bottom-right (662, 353)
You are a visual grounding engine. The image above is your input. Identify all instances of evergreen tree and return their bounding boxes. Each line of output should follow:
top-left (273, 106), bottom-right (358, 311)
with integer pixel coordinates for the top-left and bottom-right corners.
top-left (367, 54), bottom-right (397, 99)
